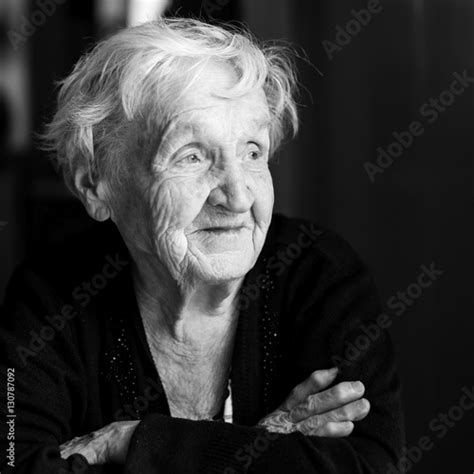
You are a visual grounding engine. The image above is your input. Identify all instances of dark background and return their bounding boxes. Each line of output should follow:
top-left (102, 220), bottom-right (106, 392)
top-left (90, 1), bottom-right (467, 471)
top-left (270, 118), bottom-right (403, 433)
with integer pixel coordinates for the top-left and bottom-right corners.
top-left (0, 0), bottom-right (473, 472)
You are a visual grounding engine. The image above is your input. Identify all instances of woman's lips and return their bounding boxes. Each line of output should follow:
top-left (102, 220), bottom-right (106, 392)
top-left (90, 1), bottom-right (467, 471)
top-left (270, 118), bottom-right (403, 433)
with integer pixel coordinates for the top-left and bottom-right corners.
top-left (201, 226), bottom-right (246, 234)
top-left (191, 226), bottom-right (252, 253)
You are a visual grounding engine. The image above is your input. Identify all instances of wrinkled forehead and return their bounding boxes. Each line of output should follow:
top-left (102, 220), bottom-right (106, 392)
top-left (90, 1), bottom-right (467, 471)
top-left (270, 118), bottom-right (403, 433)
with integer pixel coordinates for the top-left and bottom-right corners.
top-left (163, 59), bottom-right (269, 122)
top-left (151, 73), bottom-right (268, 142)
top-left (132, 58), bottom-right (271, 157)
top-left (162, 93), bottom-right (270, 141)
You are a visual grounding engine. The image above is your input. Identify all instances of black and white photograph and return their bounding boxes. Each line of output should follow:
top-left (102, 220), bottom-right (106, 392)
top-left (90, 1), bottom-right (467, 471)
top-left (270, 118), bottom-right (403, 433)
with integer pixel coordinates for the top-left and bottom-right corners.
top-left (0, 0), bottom-right (472, 472)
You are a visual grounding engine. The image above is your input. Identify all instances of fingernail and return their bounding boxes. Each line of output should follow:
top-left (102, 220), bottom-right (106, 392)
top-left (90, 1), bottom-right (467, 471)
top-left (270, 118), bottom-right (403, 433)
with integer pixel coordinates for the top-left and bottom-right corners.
top-left (329, 367), bottom-right (339, 375)
top-left (352, 381), bottom-right (363, 391)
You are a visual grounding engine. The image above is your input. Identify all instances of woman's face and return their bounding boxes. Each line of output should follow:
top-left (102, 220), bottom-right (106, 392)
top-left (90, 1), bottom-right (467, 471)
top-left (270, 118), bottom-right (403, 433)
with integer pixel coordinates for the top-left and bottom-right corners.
top-left (114, 63), bottom-right (274, 284)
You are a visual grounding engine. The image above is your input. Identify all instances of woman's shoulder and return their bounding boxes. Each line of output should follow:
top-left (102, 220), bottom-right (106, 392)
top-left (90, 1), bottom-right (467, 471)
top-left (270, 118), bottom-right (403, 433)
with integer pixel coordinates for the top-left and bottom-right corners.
top-left (256, 214), bottom-right (380, 343)
top-left (1, 221), bottom-right (131, 335)
top-left (1, 220), bottom-right (131, 367)
top-left (4, 220), bottom-right (129, 300)
top-left (253, 213), bottom-right (377, 320)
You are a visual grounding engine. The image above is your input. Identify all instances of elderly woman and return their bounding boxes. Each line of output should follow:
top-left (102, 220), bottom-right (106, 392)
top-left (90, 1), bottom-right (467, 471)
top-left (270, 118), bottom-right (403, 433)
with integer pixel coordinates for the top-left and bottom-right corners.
top-left (0, 18), bottom-right (404, 473)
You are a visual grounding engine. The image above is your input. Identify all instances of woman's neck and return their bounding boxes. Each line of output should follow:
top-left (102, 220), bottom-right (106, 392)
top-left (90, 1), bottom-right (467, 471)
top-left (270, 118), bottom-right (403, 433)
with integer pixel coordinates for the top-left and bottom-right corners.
top-left (131, 255), bottom-right (243, 347)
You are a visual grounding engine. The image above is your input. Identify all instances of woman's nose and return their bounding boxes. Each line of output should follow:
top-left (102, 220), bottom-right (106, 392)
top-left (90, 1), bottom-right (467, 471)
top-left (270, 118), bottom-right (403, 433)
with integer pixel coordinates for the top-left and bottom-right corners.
top-left (207, 163), bottom-right (253, 213)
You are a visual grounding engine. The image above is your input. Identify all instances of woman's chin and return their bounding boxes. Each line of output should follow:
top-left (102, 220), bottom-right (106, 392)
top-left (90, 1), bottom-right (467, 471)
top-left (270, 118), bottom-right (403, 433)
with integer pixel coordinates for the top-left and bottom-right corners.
top-left (184, 231), bottom-right (259, 282)
top-left (188, 250), bottom-right (255, 283)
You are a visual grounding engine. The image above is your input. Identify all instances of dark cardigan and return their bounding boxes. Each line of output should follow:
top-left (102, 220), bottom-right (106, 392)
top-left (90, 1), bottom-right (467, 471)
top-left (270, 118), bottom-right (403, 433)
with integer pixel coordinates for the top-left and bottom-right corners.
top-left (0, 213), bottom-right (405, 473)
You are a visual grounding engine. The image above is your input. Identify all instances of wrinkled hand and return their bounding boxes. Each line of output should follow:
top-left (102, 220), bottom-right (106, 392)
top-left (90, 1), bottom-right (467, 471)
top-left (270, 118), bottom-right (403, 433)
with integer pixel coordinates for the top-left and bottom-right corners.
top-left (60, 420), bottom-right (140, 465)
top-left (258, 367), bottom-right (370, 437)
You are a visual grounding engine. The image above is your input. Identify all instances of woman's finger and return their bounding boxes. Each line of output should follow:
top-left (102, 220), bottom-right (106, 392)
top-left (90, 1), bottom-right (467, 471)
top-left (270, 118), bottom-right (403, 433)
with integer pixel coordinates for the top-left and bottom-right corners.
top-left (289, 381), bottom-right (365, 422)
top-left (298, 420), bottom-right (355, 437)
top-left (296, 397), bottom-right (370, 434)
top-left (280, 367), bottom-right (339, 411)
top-left (323, 398), bottom-right (371, 423)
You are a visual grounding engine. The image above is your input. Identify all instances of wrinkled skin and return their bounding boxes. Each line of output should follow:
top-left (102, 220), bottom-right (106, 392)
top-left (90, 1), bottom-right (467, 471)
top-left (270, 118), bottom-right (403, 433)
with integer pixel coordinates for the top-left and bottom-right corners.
top-left (65, 63), bottom-right (370, 465)
top-left (258, 368), bottom-right (370, 437)
top-left (111, 63), bottom-right (274, 293)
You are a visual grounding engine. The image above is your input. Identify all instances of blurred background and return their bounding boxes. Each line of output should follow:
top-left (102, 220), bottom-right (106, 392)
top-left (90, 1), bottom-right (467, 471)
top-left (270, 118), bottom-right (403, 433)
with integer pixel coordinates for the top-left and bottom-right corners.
top-left (0, 0), bottom-right (473, 472)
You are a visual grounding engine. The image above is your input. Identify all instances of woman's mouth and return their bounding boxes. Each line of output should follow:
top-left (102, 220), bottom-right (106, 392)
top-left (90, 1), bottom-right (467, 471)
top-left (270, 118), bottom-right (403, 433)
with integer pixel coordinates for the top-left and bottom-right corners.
top-left (202, 226), bottom-right (246, 234)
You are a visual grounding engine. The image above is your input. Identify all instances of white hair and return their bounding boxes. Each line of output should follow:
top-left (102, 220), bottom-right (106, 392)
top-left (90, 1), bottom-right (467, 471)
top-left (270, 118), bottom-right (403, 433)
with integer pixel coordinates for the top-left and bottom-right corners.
top-left (41, 17), bottom-right (300, 195)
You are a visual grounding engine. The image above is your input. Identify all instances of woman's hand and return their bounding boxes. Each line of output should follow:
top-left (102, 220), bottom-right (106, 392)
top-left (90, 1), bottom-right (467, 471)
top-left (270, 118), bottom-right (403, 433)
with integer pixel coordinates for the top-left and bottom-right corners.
top-left (60, 420), bottom-right (140, 465)
top-left (258, 367), bottom-right (370, 437)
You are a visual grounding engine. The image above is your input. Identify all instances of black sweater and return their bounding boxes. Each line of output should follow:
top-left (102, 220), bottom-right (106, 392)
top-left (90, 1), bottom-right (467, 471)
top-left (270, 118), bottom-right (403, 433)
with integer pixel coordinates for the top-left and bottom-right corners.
top-left (0, 214), bottom-right (405, 473)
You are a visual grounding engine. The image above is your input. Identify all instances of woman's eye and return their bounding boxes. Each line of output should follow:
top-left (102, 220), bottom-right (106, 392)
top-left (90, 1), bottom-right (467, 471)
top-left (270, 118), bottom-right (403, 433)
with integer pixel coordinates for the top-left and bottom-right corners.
top-left (177, 153), bottom-right (202, 165)
top-left (187, 154), bottom-right (201, 163)
top-left (248, 145), bottom-right (263, 160)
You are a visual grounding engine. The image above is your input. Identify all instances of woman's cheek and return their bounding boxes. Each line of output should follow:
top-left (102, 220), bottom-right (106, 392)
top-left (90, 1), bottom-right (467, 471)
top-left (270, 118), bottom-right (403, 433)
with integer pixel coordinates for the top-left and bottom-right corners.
top-left (251, 169), bottom-right (274, 225)
top-left (150, 176), bottom-right (210, 233)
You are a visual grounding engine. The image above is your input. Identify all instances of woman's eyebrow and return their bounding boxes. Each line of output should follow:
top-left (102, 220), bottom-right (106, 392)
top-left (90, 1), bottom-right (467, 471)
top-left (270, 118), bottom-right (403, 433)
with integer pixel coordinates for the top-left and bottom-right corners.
top-left (157, 123), bottom-right (198, 151)
top-left (157, 114), bottom-right (271, 154)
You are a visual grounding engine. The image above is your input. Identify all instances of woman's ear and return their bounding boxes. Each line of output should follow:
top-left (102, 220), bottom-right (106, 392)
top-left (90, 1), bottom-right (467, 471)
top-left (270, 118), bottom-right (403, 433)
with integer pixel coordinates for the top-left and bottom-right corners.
top-left (73, 167), bottom-right (111, 222)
